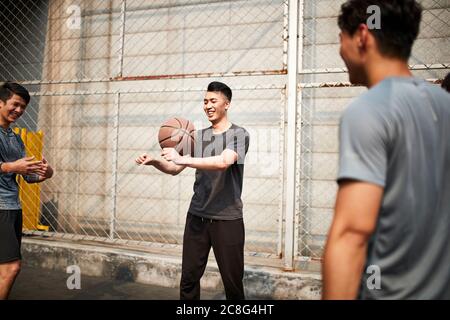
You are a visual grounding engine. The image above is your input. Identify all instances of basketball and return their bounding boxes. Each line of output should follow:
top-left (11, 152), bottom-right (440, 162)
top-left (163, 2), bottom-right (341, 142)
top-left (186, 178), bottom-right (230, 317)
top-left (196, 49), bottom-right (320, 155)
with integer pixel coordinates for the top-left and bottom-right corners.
top-left (158, 118), bottom-right (195, 156)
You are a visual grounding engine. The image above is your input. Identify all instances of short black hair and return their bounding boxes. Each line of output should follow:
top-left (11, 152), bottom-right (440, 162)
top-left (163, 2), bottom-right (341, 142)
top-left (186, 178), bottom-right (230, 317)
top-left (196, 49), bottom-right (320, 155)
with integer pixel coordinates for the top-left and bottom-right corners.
top-left (442, 73), bottom-right (450, 93)
top-left (207, 81), bottom-right (232, 102)
top-left (0, 82), bottom-right (31, 105)
top-left (338, 0), bottom-right (422, 60)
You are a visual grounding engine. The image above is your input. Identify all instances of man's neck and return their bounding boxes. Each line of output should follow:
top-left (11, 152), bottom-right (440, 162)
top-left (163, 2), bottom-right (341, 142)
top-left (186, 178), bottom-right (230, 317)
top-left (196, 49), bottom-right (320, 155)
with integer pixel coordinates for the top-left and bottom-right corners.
top-left (365, 57), bottom-right (412, 88)
top-left (211, 118), bottom-right (231, 134)
top-left (0, 120), bottom-right (10, 130)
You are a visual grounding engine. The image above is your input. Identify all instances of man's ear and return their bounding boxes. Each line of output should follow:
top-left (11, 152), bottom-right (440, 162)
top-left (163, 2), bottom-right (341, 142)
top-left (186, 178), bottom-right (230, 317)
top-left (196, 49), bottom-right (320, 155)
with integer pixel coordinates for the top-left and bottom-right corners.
top-left (357, 24), bottom-right (373, 50)
top-left (357, 24), bottom-right (371, 52)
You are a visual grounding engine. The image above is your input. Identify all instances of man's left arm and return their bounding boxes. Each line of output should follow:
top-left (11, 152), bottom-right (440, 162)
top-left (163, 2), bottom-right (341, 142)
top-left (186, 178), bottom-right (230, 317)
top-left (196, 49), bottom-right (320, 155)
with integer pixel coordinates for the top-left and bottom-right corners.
top-left (162, 128), bottom-right (249, 171)
top-left (322, 180), bottom-right (383, 299)
top-left (161, 148), bottom-right (237, 171)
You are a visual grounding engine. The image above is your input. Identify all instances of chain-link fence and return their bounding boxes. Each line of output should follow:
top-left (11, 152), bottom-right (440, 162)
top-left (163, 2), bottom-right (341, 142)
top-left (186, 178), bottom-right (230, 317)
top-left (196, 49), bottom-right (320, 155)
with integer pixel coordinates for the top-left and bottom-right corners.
top-left (297, 0), bottom-right (449, 261)
top-left (1, 0), bottom-right (448, 268)
top-left (30, 87), bottom-right (284, 256)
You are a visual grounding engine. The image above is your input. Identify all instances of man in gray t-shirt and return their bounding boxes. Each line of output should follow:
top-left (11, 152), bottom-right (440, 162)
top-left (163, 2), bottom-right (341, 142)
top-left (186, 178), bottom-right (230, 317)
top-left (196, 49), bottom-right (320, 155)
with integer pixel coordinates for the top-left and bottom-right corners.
top-left (323, 1), bottom-right (450, 299)
top-left (188, 124), bottom-right (249, 220)
top-left (136, 82), bottom-right (249, 300)
top-left (0, 82), bottom-right (54, 300)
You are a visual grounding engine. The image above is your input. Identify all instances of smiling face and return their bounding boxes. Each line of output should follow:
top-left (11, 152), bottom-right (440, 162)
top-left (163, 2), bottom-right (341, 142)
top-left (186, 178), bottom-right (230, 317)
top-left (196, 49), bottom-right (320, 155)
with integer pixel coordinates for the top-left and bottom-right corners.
top-left (203, 91), bottom-right (230, 124)
top-left (0, 94), bottom-right (27, 128)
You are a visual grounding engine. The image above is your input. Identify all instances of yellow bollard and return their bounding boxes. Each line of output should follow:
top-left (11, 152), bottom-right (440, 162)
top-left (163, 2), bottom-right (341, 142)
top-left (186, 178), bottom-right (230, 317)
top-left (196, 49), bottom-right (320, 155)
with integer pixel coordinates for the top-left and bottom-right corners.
top-left (13, 127), bottom-right (49, 232)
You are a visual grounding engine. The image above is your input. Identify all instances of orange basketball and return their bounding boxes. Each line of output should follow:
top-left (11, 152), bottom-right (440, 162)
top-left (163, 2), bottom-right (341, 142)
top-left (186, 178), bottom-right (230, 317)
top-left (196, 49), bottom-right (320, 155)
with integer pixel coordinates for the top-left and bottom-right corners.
top-left (158, 118), bottom-right (195, 156)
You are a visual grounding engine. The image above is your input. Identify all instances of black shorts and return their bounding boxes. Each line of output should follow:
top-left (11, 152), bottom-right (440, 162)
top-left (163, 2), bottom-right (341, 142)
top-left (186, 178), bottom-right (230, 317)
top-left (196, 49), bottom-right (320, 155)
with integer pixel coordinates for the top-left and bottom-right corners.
top-left (0, 210), bottom-right (23, 264)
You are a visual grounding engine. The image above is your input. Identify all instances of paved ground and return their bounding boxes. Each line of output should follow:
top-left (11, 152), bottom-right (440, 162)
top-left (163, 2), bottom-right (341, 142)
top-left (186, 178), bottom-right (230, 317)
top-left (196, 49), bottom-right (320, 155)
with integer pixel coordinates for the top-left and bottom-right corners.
top-left (9, 265), bottom-right (225, 300)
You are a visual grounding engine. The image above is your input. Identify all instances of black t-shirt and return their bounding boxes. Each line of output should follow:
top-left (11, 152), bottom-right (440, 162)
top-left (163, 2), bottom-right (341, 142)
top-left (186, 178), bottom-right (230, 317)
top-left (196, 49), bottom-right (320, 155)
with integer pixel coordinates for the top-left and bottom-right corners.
top-left (188, 124), bottom-right (250, 220)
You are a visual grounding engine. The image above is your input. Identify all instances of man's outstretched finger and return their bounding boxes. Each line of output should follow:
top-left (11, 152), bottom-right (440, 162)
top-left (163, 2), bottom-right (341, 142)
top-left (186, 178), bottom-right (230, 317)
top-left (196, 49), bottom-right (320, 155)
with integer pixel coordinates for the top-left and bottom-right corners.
top-left (35, 170), bottom-right (46, 176)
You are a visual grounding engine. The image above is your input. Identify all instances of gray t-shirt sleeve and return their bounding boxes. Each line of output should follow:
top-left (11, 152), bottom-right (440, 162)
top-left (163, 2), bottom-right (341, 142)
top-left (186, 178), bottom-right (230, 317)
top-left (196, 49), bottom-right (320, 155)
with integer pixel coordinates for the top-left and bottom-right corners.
top-left (337, 105), bottom-right (388, 187)
top-left (225, 128), bottom-right (250, 164)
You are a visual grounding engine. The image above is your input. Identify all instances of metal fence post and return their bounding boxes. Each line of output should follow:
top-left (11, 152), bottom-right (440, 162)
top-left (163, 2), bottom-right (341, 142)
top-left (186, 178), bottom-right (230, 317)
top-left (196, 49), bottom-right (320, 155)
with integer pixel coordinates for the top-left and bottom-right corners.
top-left (284, 0), bottom-right (301, 271)
top-left (277, 0), bottom-right (289, 259)
top-left (109, 0), bottom-right (126, 240)
top-left (118, 0), bottom-right (127, 78)
top-left (110, 93), bottom-right (121, 240)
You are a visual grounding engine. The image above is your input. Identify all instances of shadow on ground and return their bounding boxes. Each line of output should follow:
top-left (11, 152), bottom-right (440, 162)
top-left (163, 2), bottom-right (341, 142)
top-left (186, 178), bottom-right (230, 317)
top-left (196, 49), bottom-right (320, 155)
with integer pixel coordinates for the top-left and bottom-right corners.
top-left (10, 265), bottom-right (225, 300)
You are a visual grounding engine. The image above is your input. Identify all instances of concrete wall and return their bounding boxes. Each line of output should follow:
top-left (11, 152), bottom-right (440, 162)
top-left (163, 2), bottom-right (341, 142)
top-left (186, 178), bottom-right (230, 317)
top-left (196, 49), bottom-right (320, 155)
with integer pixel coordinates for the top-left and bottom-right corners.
top-left (36, 0), bottom-right (286, 255)
top-left (37, 0), bottom-right (450, 257)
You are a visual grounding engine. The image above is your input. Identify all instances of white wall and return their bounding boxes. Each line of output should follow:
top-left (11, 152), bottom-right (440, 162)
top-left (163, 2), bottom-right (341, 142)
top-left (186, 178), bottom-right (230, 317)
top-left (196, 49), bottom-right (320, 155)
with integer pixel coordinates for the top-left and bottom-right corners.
top-left (18, 0), bottom-right (449, 256)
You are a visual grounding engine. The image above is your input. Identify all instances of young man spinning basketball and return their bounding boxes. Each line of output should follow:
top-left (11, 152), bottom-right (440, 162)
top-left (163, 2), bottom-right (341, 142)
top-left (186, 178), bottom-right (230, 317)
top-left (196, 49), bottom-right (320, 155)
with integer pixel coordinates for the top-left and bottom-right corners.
top-left (136, 82), bottom-right (249, 300)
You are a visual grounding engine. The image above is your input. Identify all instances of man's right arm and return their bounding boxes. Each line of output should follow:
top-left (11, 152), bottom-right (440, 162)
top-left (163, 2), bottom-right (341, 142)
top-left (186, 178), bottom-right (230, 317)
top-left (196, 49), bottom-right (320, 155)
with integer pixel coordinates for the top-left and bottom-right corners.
top-left (323, 101), bottom-right (388, 299)
top-left (322, 180), bottom-right (382, 299)
top-left (0, 157), bottom-right (44, 176)
top-left (135, 153), bottom-right (186, 176)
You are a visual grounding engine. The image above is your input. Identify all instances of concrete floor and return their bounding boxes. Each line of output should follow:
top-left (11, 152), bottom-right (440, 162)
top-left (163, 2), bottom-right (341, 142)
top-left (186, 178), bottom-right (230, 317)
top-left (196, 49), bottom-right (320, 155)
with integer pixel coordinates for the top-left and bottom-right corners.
top-left (17, 238), bottom-right (322, 300)
top-left (9, 265), bottom-right (225, 300)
